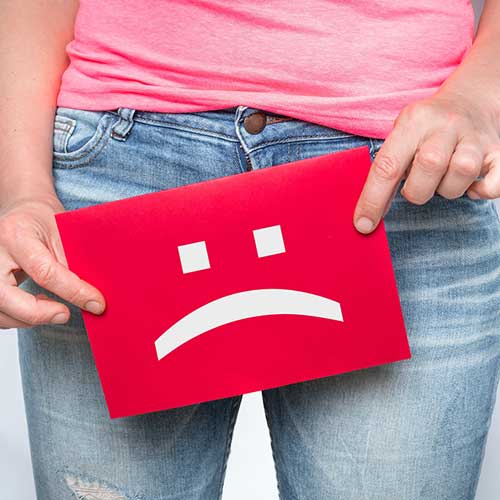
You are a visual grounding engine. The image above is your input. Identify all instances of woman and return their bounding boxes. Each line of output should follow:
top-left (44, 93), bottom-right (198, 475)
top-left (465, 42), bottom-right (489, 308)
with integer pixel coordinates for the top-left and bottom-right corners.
top-left (1, 1), bottom-right (499, 498)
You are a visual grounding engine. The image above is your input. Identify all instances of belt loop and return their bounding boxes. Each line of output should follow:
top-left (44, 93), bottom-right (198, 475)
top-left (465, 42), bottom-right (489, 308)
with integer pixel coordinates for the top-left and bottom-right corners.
top-left (111, 107), bottom-right (136, 141)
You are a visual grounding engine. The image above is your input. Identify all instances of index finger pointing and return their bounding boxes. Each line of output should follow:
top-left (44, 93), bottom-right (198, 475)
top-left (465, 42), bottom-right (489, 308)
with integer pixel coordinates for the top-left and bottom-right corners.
top-left (354, 126), bottom-right (419, 233)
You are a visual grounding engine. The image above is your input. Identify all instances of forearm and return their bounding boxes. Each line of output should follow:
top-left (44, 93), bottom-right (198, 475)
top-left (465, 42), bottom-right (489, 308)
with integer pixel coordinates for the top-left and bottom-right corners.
top-left (437, 0), bottom-right (500, 118)
top-left (0, 0), bottom-right (79, 208)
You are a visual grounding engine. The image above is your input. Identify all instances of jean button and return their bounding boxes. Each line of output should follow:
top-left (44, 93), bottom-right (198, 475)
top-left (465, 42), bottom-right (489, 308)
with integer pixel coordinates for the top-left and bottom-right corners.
top-left (243, 111), bottom-right (266, 134)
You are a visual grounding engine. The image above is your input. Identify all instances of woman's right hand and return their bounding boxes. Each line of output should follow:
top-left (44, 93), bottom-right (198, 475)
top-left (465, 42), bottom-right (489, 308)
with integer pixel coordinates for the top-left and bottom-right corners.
top-left (0, 195), bottom-right (106, 329)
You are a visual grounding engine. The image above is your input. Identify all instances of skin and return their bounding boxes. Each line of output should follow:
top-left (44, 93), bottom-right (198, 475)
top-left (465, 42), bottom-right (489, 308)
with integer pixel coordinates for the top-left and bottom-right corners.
top-left (354, 0), bottom-right (500, 234)
top-left (0, 0), bottom-right (104, 328)
top-left (0, 1), bottom-right (499, 329)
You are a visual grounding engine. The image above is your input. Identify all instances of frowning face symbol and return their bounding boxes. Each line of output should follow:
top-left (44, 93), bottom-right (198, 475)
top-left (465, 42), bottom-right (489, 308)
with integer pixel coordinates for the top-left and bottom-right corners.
top-left (154, 224), bottom-right (343, 360)
top-left (54, 146), bottom-right (411, 418)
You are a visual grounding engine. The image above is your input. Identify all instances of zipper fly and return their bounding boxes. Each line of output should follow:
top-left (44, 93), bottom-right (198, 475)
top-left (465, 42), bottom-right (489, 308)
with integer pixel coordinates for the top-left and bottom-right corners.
top-left (240, 145), bottom-right (253, 171)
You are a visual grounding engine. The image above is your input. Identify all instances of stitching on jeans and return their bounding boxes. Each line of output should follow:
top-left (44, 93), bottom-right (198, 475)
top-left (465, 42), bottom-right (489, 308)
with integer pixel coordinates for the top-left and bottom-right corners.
top-left (132, 117), bottom-right (240, 142)
top-left (247, 134), bottom-right (356, 154)
top-left (216, 396), bottom-right (242, 500)
top-left (52, 114), bottom-right (119, 169)
top-left (53, 131), bottom-right (110, 168)
top-left (234, 143), bottom-right (246, 174)
top-left (54, 115), bottom-right (77, 127)
top-left (54, 118), bottom-right (77, 154)
top-left (53, 115), bottom-right (110, 161)
top-left (54, 124), bottom-right (73, 132)
top-left (133, 116), bottom-right (354, 146)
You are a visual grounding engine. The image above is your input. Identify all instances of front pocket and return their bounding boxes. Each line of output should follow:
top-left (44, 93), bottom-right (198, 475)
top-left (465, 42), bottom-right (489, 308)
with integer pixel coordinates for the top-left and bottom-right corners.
top-left (52, 107), bottom-right (116, 166)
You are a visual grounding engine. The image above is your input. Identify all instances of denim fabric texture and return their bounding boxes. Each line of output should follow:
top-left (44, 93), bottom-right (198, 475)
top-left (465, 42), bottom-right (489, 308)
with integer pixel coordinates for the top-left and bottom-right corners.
top-left (17, 105), bottom-right (500, 500)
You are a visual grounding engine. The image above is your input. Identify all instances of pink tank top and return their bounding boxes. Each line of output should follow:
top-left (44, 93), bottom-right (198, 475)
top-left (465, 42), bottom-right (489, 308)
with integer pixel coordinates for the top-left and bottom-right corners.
top-left (56, 0), bottom-right (475, 139)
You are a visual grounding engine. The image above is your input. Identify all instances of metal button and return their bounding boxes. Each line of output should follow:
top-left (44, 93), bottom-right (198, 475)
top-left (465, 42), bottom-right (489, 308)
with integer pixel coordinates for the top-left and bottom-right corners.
top-left (243, 112), bottom-right (267, 134)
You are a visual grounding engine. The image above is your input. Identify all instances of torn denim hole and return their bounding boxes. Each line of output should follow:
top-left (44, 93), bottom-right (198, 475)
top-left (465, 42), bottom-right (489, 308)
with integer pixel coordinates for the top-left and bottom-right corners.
top-left (65, 475), bottom-right (127, 500)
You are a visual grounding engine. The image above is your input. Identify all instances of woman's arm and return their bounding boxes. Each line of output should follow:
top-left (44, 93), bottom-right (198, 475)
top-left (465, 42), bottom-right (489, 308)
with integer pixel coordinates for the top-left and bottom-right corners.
top-left (354, 0), bottom-right (500, 234)
top-left (0, 0), bottom-right (78, 204)
top-left (0, 0), bottom-right (105, 328)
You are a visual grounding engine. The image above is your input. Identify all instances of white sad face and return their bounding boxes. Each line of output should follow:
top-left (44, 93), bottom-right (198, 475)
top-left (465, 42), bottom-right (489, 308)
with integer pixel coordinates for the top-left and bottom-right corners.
top-left (154, 224), bottom-right (343, 360)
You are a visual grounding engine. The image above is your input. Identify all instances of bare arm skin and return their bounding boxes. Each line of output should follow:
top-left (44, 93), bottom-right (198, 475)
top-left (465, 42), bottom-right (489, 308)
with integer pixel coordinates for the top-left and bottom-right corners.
top-left (0, 0), bottom-right (105, 328)
top-left (354, 0), bottom-right (500, 234)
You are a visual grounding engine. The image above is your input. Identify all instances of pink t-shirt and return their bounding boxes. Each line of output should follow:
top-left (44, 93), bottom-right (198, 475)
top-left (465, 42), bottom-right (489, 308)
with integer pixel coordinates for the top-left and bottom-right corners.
top-left (56, 0), bottom-right (475, 139)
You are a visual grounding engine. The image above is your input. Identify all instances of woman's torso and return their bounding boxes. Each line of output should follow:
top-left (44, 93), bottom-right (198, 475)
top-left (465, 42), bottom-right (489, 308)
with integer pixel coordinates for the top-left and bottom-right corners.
top-left (56, 0), bottom-right (475, 138)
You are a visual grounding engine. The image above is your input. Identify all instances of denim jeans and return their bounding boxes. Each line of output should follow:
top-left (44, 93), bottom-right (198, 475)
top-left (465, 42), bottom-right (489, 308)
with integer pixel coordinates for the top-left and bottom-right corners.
top-left (18, 105), bottom-right (500, 500)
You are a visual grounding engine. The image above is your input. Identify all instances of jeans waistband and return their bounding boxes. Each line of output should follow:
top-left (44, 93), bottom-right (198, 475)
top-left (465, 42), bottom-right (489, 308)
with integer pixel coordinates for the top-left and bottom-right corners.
top-left (57, 101), bottom-right (379, 154)
top-left (108, 105), bottom-right (357, 146)
top-left (112, 105), bottom-right (293, 126)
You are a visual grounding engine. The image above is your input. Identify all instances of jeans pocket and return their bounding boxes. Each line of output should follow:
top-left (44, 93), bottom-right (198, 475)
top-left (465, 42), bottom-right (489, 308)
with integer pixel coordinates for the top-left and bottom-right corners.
top-left (52, 106), bottom-right (116, 167)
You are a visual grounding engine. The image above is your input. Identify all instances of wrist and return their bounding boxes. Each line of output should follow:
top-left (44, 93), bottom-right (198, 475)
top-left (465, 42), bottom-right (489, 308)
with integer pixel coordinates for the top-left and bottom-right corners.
top-left (0, 188), bottom-right (63, 214)
top-left (0, 165), bottom-right (61, 209)
top-left (434, 35), bottom-right (500, 122)
top-left (433, 81), bottom-right (500, 124)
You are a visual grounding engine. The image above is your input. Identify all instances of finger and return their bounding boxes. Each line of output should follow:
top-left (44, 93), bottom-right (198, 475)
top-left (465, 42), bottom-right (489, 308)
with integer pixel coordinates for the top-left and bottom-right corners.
top-left (372, 143), bottom-right (403, 218)
top-left (0, 251), bottom-right (19, 287)
top-left (467, 148), bottom-right (500, 199)
top-left (11, 237), bottom-right (106, 314)
top-left (354, 125), bottom-right (419, 233)
top-left (436, 136), bottom-right (483, 199)
top-left (401, 129), bottom-right (457, 205)
top-left (382, 181), bottom-right (402, 218)
top-left (0, 249), bottom-right (29, 287)
top-left (0, 283), bottom-right (70, 325)
top-left (0, 309), bottom-right (35, 329)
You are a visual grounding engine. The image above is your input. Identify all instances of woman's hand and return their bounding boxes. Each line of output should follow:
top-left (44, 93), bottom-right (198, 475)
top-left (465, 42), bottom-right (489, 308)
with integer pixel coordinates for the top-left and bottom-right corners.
top-left (353, 91), bottom-right (500, 234)
top-left (0, 196), bottom-right (106, 329)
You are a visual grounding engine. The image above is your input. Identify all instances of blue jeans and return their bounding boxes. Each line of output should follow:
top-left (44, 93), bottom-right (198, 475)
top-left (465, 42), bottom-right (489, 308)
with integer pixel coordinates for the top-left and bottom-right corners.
top-left (18, 105), bottom-right (500, 500)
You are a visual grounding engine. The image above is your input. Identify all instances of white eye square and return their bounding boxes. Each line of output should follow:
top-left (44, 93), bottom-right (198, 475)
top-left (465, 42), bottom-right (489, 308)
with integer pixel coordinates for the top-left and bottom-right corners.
top-left (178, 241), bottom-right (210, 274)
top-left (253, 225), bottom-right (285, 258)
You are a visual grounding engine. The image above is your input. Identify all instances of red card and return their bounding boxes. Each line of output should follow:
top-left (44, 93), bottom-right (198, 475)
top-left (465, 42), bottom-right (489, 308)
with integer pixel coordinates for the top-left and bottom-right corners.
top-left (55, 145), bottom-right (410, 419)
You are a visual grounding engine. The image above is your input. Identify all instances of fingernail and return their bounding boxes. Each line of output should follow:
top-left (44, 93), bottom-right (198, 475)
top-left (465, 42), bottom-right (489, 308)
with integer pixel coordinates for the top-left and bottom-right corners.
top-left (84, 300), bottom-right (105, 314)
top-left (355, 216), bottom-right (374, 234)
top-left (51, 312), bottom-right (68, 324)
top-left (467, 190), bottom-right (480, 200)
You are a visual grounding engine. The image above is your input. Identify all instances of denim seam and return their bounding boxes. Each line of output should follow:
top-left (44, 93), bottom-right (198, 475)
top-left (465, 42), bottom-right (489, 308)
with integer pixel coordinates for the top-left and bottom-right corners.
top-left (54, 124), bottom-right (74, 132)
top-left (131, 117), bottom-right (240, 143)
top-left (52, 114), bottom-right (119, 168)
top-left (233, 142), bottom-right (247, 174)
top-left (53, 114), bottom-right (110, 162)
top-left (246, 134), bottom-right (358, 154)
top-left (111, 107), bottom-right (137, 140)
top-left (54, 118), bottom-right (77, 154)
top-left (54, 115), bottom-right (77, 129)
top-left (216, 396), bottom-right (242, 500)
top-left (53, 129), bottom-right (70, 155)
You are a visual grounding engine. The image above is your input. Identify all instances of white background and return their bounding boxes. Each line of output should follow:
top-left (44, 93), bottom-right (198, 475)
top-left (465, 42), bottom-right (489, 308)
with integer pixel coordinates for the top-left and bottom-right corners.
top-left (0, 1), bottom-right (498, 498)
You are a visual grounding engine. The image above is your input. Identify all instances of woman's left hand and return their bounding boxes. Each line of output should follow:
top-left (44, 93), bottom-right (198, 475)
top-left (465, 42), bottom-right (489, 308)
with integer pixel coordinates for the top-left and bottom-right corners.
top-left (353, 91), bottom-right (500, 234)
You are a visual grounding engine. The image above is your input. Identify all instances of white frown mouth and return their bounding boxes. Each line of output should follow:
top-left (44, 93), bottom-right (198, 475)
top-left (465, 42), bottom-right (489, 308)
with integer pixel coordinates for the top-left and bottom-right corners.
top-left (154, 288), bottom-right (343, 360)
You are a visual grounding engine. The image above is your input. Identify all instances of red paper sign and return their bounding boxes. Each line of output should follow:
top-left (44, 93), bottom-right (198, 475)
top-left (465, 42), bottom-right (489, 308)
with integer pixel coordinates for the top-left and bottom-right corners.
top-left (55, 146), bottom-right (410, 418)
